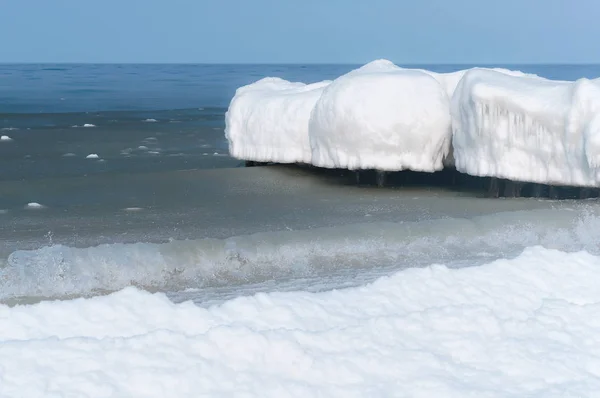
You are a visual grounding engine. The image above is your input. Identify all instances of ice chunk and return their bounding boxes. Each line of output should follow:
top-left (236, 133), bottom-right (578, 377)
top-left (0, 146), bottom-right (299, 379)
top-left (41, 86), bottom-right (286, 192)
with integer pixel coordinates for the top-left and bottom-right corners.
top-left (225, 77), bottom-right (330, 164)
top-left (452, 68), bottom-right (600, 186)
top-left (309, 60), bottom-right (452, 171)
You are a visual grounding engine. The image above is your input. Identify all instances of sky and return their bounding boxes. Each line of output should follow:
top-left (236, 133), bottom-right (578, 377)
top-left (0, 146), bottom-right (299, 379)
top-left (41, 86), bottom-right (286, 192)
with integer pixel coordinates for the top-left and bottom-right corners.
top-left (1, 0), bottom-right (599, 64)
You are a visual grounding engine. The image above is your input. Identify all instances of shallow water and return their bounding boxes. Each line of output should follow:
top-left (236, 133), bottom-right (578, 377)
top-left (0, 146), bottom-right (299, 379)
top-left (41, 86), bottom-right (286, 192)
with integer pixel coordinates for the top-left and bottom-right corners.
top-left (3, 63), bottom-right (600, 304)
top-left (2, 164), bottom-right (600, 304)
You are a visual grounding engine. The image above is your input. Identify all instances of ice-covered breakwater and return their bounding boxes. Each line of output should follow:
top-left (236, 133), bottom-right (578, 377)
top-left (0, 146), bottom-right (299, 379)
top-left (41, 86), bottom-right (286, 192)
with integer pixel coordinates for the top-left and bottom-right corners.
top-left (225, 60), bottom-right (600, 194)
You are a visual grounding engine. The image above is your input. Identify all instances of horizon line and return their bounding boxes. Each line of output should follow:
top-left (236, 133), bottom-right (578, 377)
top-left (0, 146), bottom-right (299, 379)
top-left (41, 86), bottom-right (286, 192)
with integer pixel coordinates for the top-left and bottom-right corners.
top-left (1, 61), bottom-right (600, 66)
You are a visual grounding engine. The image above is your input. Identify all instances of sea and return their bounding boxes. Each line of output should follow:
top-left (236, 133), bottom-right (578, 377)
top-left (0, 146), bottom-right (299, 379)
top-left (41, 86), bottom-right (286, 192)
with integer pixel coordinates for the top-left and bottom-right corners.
top-left (2, 63), bottom-right (600, 305)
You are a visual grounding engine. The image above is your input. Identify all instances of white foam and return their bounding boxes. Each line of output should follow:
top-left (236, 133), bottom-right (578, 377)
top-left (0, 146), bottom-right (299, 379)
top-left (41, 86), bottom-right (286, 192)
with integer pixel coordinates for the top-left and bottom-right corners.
top-left (3, 246), bottom-right (600, 395)
top-left (143, 118), bottom-right (158, 122)
top-left (309, 60), bottom-right (451, 171)
top-left (83, 123), bottom-right (96, 128)
top-left (452, 69), bottom-right (600, 186)
top-left (62, 152), bottom-right (76, 157)
top-left (0, 135), bottom-right (13, 141)
top-left (138, 145), bottom-right (148, 150)
top-left (123, 207), bottom-right (143, 212)
top-left (85, 154), bottom-right (99, 159)
top-left (0, 127), bottom-right (18, 131)
top-left (225, 77), bottom-right (331, 164)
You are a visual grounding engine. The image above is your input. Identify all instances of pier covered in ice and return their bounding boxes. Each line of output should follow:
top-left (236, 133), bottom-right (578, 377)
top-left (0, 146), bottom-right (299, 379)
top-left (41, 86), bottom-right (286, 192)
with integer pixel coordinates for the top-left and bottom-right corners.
top-left (224, 60), bottom-right (600, 189)
top-left (225, 77), bottom-right (330, 165)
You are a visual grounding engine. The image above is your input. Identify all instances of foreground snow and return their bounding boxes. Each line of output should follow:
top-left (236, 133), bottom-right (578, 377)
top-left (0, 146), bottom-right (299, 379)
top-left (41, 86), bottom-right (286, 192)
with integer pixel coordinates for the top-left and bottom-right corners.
top-left (3, 246), bottom-right (600, 397)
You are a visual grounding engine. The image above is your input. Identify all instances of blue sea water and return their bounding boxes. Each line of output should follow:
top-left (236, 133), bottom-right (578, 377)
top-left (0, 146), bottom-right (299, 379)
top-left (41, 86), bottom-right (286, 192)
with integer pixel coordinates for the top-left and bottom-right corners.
top-left (2, 63), bottom-right (600, 114)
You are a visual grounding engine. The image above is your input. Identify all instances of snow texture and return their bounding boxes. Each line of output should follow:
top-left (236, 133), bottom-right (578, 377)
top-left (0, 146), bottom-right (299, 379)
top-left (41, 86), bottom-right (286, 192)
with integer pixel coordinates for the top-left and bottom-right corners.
top-left (309, 60), bottom-right (452, 171)
top-left (3, 246), bottom-right (600, 397)
top-left (452, 69), bottom-right (600, 186)
top-left (225, 77), bottom-right (330, 164)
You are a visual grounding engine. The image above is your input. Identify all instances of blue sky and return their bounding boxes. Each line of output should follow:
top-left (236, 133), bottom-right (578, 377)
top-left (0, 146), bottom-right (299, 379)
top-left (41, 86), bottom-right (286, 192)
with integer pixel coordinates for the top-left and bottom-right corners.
top-left (1, 0), bottom-right (599, 64)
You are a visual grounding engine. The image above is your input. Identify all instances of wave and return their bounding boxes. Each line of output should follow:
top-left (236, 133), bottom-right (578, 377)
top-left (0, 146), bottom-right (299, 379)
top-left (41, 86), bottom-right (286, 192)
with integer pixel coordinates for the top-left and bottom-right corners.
top-left (3, 245), bottom-right (600, 395)
top-left (2, 207), bottom-right (600, 303)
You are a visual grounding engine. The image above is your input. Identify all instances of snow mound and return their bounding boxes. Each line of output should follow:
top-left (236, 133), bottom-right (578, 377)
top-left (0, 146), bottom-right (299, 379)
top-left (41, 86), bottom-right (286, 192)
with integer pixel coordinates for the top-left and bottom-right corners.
top-left (225, 77), bottom-right (330, 164)
top-left (424, 68), bottom-right (538, 99)
top-left (309, 60), bottom-right (452, 171)
top-left (4, 247), bottom-right (600, 396)
top-left (452, 68), bottom-right (600, 186)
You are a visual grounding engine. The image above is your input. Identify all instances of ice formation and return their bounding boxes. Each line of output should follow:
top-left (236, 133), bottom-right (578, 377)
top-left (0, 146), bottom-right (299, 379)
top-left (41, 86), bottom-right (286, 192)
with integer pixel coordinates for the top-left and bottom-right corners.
top-left (225, 77), bottom-right (330, 164)
top-left (225, 60), bottom-right (600, 187)
top-left (452, 68), bottom-right (600, 186)
top-left (309, 60), bottom-right (452, 171)
top-left (4, 247), bottom-right (600, 396)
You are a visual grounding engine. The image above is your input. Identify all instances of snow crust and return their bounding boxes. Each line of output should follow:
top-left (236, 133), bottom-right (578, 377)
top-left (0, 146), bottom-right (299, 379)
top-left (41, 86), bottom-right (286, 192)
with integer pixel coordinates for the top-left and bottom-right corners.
top-left (3, 246), bottom-right (600, 396)
top-left (309, 60), bottom-right (452, 171)
top-left (452, 69), bottom-right (600, 186)
top-left (225, 77), bottom-right (330, 164)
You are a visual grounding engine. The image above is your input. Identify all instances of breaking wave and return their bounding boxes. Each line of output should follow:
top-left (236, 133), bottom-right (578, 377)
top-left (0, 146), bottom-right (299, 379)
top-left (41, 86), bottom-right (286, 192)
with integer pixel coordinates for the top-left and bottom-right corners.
top-left (2, 207), bottom-right (600, 302)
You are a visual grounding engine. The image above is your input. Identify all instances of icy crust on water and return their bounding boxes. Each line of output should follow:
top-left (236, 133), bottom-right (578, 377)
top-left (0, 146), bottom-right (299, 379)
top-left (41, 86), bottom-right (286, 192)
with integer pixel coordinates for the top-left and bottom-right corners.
top-left (4, 247), bottom-right (600, 396)
top-left (225, 77), bottom-right (330, 164)
top-left (309, 60), bottom-right (452, 171)
top-left (2, 208), bottom-right (600, 302)
top-left (452, 68), bottom-right (600, 186)
top-left (226, 59), bottom-right (600, 186)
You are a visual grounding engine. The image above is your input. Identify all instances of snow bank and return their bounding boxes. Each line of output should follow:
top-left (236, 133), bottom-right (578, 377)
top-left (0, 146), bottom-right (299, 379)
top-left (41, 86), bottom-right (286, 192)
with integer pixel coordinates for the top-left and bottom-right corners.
top-left (309, 60), bottom-right (452, 171)
top-left (3, 246), bottom-right (600, 396)
top-left (225, 77), bottom-right (330, 164)
top-left (452, 69), bottom-right (600, 186)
